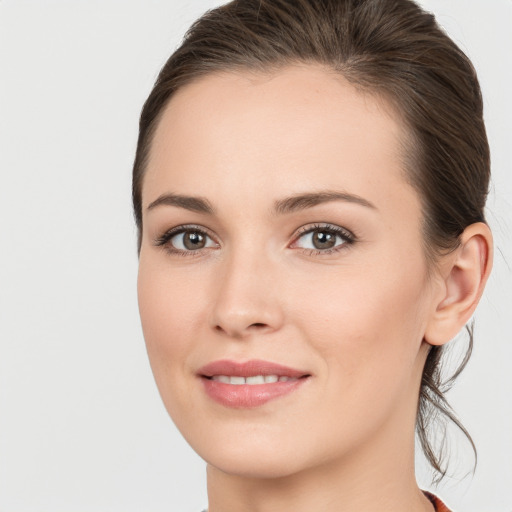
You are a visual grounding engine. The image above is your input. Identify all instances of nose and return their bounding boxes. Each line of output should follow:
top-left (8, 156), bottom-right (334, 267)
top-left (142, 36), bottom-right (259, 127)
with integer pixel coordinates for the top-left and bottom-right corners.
top-left (209, 248), bottom-right (285, 340)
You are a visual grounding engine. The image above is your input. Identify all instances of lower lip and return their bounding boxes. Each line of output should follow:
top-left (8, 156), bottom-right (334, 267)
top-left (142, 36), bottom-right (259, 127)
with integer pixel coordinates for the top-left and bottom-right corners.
top-left (201, 377), bottom-right (308, 408)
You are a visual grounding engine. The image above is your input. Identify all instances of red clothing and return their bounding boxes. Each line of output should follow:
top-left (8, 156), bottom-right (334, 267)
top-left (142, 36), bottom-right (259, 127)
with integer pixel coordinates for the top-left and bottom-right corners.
top-left (200, 492), bottom-right (451, 512)
top-left (424, 491), bottom-right (451, 512)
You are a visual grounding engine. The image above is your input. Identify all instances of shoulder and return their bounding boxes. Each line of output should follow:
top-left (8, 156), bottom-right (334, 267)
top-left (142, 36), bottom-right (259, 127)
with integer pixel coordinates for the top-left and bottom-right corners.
top-left (424, 491), bottom-right (452, 512)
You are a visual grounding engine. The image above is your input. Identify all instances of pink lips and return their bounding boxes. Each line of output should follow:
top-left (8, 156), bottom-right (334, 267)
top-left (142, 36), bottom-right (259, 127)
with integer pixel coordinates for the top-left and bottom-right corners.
top-left (198, 359), bottom-right (310, 408)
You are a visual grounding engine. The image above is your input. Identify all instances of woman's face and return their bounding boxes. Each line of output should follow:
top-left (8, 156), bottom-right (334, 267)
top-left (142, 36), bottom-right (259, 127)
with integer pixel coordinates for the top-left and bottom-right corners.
top-left (137, 65), bottom-right (439, 478)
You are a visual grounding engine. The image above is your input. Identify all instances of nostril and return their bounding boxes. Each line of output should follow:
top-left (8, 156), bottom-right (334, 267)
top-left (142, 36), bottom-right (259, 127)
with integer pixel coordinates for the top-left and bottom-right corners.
top-left (250, 323), bottom-right (267, 328)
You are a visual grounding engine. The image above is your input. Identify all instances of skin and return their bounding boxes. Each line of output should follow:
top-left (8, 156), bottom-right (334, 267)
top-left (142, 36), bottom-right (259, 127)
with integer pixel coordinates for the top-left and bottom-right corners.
top-left (137, 64), bottom-right (492, 512)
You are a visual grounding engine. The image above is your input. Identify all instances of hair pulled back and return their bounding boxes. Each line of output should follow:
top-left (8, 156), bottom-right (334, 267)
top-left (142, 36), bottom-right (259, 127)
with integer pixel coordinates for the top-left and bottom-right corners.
top-left (132, 0), bottom-right (490, 480)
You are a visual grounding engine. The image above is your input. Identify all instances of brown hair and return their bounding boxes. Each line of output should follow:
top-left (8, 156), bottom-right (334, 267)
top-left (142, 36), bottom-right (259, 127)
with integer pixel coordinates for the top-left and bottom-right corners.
top-left (132, 0), bottom-right (489, 480)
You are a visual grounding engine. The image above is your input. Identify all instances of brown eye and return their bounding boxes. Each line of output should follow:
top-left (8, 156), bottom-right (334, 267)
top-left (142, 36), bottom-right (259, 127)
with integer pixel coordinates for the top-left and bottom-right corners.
top-left (293, 225), bottom-right (353, 253)
top-left (182, 231), bottom-right (206, 250)
top-left (311, 231), bottom-right (336, 249)
top-left (167, 229), bottom-right (217, 252)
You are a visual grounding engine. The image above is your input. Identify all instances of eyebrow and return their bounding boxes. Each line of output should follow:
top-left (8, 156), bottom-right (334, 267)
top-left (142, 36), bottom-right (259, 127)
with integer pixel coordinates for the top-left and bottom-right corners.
top-left (146, 190), bottom-right (376, 215)
top-left (147, 193), bottom-right (215, 214)
top-left (273, 191), bottom-right (377, 214)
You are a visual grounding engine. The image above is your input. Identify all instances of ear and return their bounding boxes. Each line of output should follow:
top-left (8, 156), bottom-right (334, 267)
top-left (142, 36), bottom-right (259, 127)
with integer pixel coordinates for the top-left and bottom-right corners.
top-left (424, 222), bottom-right (493, 346)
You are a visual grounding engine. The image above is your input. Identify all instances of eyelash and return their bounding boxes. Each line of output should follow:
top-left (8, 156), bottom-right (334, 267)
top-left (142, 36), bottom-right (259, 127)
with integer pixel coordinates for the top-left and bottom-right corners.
top-left (153, 223), bottom-right (356, 257)
top-left (154, 224), bottom-right (218, 258)
top-left (292, 223), bottom-right (356, 255)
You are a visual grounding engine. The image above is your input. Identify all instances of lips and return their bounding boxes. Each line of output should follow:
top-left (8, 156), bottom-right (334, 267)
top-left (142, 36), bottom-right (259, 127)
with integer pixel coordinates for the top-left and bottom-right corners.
top-left (199, 359), bottom-right (309, 379)
top-left (198, 359), bottom-right (311, 408)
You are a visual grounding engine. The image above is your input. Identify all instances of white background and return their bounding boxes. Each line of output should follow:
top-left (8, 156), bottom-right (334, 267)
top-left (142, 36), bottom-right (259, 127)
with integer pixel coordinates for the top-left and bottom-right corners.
top-left (0, 1), bottom-right (510, 511)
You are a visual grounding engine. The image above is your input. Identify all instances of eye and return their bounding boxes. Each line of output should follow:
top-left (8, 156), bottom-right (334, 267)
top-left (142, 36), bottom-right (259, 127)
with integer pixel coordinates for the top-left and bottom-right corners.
top-left (154, 225), bottom-right (218, 255)
top-left (292, 224), bottom-right (354, 253)
top-left (170, 230), bottom-right (215, 251)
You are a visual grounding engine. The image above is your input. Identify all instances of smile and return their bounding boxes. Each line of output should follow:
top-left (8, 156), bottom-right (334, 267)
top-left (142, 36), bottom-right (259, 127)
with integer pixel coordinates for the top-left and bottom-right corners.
top-left (210, 375), bottom-right (299, 384)
top-left (198, 359), bottom-right (311, 408)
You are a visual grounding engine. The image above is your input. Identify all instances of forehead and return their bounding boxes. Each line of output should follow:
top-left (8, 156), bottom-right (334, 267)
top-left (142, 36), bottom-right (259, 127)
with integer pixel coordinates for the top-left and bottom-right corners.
top-left (143, 64), bottom-right (414, 214)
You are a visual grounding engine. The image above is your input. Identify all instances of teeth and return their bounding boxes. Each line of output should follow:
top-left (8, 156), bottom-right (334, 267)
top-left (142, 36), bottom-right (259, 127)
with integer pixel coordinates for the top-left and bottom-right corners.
top-left (246, 375), bottom-right (265, 385)
top-left (211, 374), bottom-right (297, 385)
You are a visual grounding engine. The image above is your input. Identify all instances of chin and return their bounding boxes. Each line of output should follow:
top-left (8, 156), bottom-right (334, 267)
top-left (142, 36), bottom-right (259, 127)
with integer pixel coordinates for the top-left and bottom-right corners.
top-left (203, 447), bottom-right (310, 480)
top-left (178, 419), bottom-right (329, 480)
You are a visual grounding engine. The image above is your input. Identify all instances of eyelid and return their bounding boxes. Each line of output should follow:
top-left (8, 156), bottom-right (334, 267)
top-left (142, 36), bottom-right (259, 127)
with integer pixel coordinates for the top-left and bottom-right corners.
top-left (289, 222), bottom-right (356, 253)
top-left (153, 224), bottom-right (219, 255)
top-left (293, 222), bottom-right (355, 239)
top-left (153, 222), bottom-right (356, 257)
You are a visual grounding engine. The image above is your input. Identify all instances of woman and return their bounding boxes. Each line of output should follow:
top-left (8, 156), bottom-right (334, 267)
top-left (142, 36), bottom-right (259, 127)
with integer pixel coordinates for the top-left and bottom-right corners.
top-left (132, 0), bottom-right (493, 510)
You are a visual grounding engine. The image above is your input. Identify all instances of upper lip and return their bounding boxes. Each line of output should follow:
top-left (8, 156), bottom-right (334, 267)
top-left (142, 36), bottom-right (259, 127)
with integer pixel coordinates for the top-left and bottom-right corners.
top-left (198, 359), bottom-right (310, 378)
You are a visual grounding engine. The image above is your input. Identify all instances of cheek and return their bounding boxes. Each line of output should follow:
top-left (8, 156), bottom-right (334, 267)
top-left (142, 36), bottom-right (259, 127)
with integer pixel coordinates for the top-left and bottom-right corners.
top-left (294, 252), bottom-right (428, 344)
top-left (291, 252), bottom-right (430, 409)
top-left (137, 256), bottom-right (202, 395)
top-left (137, 260), bottom-right (218, 435)
top-left (138, 250), bottom-right (207, 337)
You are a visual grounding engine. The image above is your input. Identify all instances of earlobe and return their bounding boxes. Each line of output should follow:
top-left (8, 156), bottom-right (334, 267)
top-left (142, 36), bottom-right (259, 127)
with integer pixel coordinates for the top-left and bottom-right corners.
top-left (424, 222), bottom-right (493, 346)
